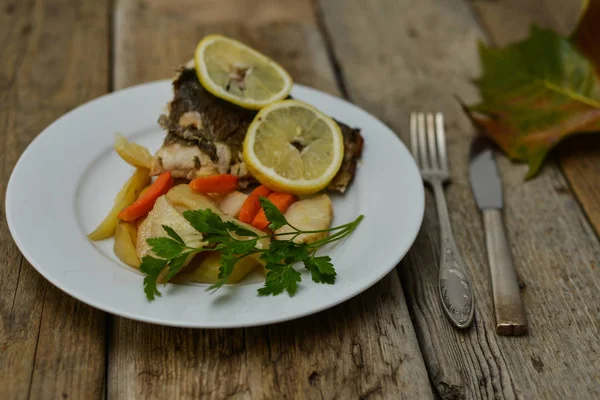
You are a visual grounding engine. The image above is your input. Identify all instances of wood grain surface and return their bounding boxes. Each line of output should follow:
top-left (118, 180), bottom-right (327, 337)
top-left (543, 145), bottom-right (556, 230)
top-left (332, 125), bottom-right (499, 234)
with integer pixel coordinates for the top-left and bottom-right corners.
top-left (108, 0), bottom-right (431, 398)
top-left (2, 0), bottom-right (600, 399)
top-left (0, 0), bottom-right (109, 399)
top-left (320, 0), bottom-right (600, 398)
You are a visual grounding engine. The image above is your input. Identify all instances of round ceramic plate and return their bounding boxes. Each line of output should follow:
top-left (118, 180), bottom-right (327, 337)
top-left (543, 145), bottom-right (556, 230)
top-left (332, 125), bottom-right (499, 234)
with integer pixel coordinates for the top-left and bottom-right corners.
top-left (6, 81), bottom-right (424, 328)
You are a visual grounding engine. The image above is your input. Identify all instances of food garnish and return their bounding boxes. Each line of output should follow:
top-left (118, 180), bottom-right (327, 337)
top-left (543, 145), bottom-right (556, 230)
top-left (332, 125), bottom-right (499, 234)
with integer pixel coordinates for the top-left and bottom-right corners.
top-left (243, 100), bottom-right (345, 195)
top-left (118, 172), bottom-right (173, 222)
top-left (140, 197), bottom-right (363, 300)
top-left (194, 34), bottom-right (293, 110)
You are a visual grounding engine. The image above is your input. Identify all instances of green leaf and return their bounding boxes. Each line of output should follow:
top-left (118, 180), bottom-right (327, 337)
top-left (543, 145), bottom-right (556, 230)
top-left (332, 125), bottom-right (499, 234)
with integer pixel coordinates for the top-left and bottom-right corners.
top-left (260, 240), bottom-right (309, 265)
top-left (165, 254), bottom-right (189, 282)
top-left (143, 274), bottom-right (162, 301)
top-left (207, 254), bottom-right (239, 292)
top-left (215, 237), bottom-right (258, 255)
top-left (468, 26), bottom-right (600, 178)
top-left (572, 0), bottom-right (600, 76)
top-left (139, 255), bottom-right (167, 275)
top-left (258, 263), bottom-right (302, 296)
top-left (259, 197), bottom-right (288, 230)
top-left (146, 237), bottom-right (186, 259)
top-left (223, 221), bottom-right (258, 237)
top-left (162, 225), bottom-right (185, 244)
top-left (304, 256), bottom-right (336, 284)
top-left (139, 256), bottom-right (167, 301)
top-left (183, 209), bottom-right (227, 234)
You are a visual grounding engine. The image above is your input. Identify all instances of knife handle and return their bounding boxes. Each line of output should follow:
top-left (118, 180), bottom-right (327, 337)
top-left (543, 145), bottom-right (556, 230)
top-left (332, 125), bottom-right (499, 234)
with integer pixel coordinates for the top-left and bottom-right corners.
top-left (483, 209), bottom-right (528, 335)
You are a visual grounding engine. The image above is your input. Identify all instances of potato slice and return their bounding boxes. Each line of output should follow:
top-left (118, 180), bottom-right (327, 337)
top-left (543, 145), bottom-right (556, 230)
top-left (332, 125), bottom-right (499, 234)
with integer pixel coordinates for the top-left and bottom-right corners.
top-left (88, 168), bottom-right (150, 240)
top-left (219, 191), bottom-right (248, 217)
top-left (114, 220), bottom-right (139, 268)
top-left (274, 195), bottom-right (333, 243)
top-left (114, 133), bottom-right (154, 169)
top-left (174, 252), bottom-right (262, 284)
top-left (136, 195), bottom-right (205, 261)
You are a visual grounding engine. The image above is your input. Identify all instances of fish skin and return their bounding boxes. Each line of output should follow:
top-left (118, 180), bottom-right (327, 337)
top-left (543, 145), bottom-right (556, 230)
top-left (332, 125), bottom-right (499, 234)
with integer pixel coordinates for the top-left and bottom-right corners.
top-left (153, 67), bottom-right (363, 192)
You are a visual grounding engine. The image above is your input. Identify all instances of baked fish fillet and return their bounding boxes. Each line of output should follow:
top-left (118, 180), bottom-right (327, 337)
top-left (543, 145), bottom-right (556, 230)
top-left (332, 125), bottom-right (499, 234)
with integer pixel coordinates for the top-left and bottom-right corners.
top-left (152, 67), bottom-right (364, 192)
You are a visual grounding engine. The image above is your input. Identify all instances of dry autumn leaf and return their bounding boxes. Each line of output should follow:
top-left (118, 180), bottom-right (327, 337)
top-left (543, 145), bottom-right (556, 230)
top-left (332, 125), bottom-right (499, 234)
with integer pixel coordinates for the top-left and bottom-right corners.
top-left (573, 0), bottom-right (600, 75)
top-left (468, 3), bottom-right (600, 179)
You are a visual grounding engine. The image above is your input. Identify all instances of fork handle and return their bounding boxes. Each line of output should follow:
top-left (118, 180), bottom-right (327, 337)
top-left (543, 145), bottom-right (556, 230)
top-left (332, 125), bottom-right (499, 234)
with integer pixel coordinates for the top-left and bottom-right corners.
top-left (431, 180), bottom-right (475, 328)
top-left (483, 209), bottom-right (528, 335)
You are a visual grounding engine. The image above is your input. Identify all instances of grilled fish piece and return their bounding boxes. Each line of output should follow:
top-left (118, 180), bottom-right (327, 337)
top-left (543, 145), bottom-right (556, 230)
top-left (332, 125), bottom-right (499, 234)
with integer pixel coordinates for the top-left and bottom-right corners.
top-left (152, 67), bottom-right (363, 192)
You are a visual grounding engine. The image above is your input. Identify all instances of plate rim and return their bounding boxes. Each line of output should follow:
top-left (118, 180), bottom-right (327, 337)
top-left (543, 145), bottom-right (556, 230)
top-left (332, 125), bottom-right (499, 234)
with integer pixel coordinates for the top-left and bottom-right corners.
top-left (6, 80), bottom-right (424, 328)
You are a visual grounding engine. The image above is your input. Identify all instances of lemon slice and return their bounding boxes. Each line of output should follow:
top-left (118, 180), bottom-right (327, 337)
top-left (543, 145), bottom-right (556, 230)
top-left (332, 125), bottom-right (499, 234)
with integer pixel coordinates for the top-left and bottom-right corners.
top-left (243, 100), bottom-right (344, 195)
top-left (194, 34), bottom-right (293, 110)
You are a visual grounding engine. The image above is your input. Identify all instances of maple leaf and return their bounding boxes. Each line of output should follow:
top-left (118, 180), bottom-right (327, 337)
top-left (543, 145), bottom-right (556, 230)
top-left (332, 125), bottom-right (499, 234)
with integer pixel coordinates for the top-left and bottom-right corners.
top-left (572, 0), bottom-right (600, 76)
top-left (468, 25), bottom-right (600, 178)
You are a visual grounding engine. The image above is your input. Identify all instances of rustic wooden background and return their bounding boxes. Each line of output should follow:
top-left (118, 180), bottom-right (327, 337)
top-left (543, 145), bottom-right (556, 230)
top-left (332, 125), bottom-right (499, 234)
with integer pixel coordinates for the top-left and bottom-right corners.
top-left (2, 0), bottom-right (600, 398)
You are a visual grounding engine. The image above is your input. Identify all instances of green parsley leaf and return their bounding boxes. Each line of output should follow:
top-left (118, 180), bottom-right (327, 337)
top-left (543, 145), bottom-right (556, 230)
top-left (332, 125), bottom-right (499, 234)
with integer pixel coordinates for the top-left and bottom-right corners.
top-left (162, 224), bottom-right (185, 244)
top-left (143, 274), bottom-right (162, 301)
top-left (260, 240), bottom-right (309, 265)
top-left (183, 209), bottom-right (226, 234)
top-left (215, 237), bottom-right (258, 254)
top-left (147, 237), bottom-right (186, 259)
top-left (139, 255), bottom-right (167, 274)
top-left (140, 256), bottom-right (167, 301)
top-left (166, 254), bottom-right (189, 281)
top-left (223, 221), bottom-right (258, 237)
top-left (259, 197), bottom-right (288, 230)
top-left (207, 254), bottom-right (239, 292)
top-left (304, 255), bottom-right (336, 284)
top-left (258, 263), bottom-right (302, 296)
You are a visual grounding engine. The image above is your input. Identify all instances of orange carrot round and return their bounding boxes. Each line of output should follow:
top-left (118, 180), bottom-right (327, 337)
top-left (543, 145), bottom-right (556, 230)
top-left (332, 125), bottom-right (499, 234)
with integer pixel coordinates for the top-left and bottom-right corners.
top-left (238, 185), bottom-right (272, 223)
top-left (118, 172), bottom-right (173, 222)
top-left (189, 174), bottom-right (238, 194)
top-left (251, 192), bottom-right (298, 231)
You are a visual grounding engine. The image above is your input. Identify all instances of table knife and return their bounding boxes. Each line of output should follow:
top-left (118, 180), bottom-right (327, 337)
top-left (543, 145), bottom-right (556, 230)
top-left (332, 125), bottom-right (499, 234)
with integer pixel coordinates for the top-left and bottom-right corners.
top-left (468, 137), bottom-right (528, 336)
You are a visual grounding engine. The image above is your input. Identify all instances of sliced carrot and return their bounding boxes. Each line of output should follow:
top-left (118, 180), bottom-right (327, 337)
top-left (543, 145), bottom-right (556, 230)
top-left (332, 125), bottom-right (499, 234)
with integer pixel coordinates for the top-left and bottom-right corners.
top-left (118, 172), bottom-right (173, 222)
top-left (252, 192), bottom-right (298, 231)
top-left (189, 174), bottom-right (238, 194)
top-left (238, 185), bottom-right (272, 223)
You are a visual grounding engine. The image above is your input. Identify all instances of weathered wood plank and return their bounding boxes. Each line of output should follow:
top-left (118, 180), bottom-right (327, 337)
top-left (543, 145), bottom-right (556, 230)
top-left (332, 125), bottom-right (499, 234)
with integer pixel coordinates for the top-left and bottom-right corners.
top-left (109, 0), bottom-right (432, 398)
top-left (0, 0), bottom-right (109, 398)
top-left (319, 0), bottom-right (600, 398)
top-left (471, 0), bottom-right (600, 238)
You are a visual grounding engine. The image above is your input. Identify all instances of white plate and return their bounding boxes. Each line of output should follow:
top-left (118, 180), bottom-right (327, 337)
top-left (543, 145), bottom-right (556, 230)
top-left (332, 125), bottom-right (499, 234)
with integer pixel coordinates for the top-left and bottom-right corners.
top-left (6, 82), bottom-right (424, 328)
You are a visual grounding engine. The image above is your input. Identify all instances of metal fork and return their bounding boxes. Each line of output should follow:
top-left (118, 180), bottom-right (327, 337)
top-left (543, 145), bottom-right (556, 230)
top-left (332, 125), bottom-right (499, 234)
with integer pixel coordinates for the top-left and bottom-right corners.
top-left (410, 112), bottom-right (474, 329)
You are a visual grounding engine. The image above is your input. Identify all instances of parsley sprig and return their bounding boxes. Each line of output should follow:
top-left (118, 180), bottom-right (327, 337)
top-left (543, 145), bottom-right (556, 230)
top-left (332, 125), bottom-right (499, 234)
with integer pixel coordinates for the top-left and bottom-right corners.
top-left (140, 197), bottom-right (363, 300)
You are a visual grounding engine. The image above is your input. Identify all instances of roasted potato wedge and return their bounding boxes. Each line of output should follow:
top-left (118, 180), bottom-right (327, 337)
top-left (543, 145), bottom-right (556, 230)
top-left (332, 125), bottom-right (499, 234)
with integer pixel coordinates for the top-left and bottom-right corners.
top-left (114, 133), bottom-right (154, 169)
top-left (114, 220), bottom-right (139, 268)
top-left (88, 168), bottom-right (150, 240)
top-left (174, 252), bottom-right (262, 284)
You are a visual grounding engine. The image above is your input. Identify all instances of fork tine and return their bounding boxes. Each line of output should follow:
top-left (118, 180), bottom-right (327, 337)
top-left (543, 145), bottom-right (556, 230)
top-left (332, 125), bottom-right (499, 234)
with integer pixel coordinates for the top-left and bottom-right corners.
top-left (417, 113), bottom-right (429, 169)
top-left (426, 113), bottom-right (439, 170)
top-left (410, 113), bottom-right (419, 164)
top-left (435, 113), bottom-right (449, 172)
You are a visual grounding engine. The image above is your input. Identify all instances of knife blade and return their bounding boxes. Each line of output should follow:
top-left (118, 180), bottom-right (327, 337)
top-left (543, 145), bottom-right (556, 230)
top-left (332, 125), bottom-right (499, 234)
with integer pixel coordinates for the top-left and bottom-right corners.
top-left (469, 136), bottom-right (528, 336)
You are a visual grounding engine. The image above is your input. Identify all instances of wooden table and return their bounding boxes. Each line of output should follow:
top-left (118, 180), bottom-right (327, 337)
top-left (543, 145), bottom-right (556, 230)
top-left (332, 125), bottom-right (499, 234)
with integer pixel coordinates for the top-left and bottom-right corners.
top-left (2, 0), bottom-right (600, 398)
